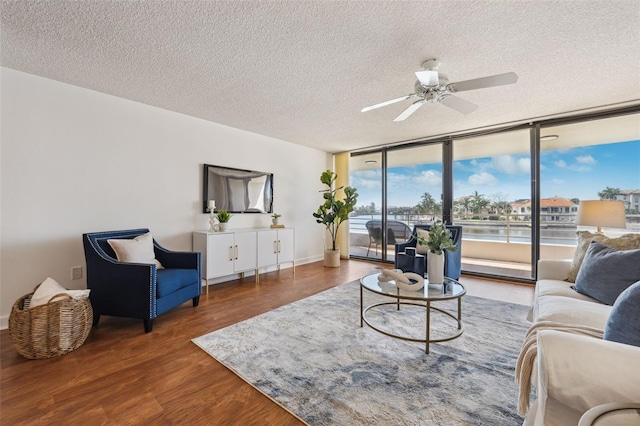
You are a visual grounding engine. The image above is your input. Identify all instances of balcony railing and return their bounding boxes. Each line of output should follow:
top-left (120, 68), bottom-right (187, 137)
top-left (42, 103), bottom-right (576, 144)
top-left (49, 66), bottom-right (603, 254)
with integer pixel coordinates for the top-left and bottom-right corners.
top-left (349, 212), bottom-right (639, 246)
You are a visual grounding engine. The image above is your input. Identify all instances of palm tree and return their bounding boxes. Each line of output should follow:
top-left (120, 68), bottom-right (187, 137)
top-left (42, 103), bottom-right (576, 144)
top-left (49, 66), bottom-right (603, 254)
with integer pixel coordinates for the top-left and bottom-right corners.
top-left (415, 192), bottom-right (438, 214)
top-left (598, 187), bottom-right (620, 200)
top-left (470, 191), bottom-right (490, 216)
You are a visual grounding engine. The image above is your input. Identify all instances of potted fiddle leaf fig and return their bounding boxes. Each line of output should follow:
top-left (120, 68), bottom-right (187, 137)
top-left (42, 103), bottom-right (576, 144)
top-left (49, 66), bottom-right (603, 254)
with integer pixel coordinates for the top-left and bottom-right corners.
top-left (312, 170), bottom-right (358, 267)
top-left (417, 220), bottom-right (458, 284)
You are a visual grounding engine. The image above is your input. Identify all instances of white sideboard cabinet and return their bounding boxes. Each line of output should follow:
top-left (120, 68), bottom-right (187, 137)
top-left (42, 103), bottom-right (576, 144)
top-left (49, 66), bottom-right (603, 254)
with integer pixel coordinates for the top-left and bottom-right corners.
top-left (257, 228), bottom-right (295, 269)
top-left (193, 228), bottom-right (295, 294)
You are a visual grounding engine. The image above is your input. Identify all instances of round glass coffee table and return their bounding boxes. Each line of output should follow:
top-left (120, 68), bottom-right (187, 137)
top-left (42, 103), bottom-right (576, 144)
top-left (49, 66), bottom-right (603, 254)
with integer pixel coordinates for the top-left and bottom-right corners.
top-left (360, 272), bottom-right (466, 354)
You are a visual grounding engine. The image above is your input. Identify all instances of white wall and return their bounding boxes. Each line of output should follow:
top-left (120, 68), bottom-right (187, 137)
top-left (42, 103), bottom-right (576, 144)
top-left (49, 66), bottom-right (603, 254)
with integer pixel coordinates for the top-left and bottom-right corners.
top-left (0, 68), bottom-right (332, 328)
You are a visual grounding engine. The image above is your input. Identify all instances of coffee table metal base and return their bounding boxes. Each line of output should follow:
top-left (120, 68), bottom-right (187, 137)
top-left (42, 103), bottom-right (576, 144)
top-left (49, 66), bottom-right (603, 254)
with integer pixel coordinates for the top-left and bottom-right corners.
top-left (360, 287), bottom-right (464, 354)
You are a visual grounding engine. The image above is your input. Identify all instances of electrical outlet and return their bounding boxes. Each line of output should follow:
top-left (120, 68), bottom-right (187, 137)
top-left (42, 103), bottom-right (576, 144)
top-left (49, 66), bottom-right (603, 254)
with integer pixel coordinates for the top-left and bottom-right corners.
top-left (71, 266), bottom-right (83, 280)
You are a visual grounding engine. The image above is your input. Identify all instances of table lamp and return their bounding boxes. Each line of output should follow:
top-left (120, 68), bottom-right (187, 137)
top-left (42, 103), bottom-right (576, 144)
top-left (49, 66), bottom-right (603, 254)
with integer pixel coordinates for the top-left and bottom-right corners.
top-left (576, 200), bottom-right (626, 234)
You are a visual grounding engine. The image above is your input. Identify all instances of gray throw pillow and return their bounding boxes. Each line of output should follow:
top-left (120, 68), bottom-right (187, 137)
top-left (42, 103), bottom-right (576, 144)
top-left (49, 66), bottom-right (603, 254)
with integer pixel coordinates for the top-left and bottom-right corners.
top-left (573, 241), bottom-right (640, 305)
top-left (604, 281), bottom-right (640, 347)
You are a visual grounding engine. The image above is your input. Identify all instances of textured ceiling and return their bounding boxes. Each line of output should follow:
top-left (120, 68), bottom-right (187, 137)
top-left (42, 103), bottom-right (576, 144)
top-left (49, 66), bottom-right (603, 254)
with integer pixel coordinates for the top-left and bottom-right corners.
top-left (2, 1), bottom-right (639, 153)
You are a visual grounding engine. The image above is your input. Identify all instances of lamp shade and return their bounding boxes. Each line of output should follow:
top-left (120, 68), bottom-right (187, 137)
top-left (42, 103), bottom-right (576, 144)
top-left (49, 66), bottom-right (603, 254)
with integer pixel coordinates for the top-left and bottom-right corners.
top-left (576, 200), bottom-right (626, 233)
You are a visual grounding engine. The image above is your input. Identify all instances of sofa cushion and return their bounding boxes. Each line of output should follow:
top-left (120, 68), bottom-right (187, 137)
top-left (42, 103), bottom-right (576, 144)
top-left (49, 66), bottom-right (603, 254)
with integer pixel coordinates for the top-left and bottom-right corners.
top-left (108, 232), bottom-right (164, 269)
top-left (535, 295), bottom-right (611, 329)
top-left (156, 268), bottom-right (199, 298)
top-left (604, 281), bottom-right (640, 347)
top-left (573, 242), bottom-right (640, 305)
top-left (535, 279), bottom-right (599, 302)
top-left (567, 231), bottom-right (640, 283)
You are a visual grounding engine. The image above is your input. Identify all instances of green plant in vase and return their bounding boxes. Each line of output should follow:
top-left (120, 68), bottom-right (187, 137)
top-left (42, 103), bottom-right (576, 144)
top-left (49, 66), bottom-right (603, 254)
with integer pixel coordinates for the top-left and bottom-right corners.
top-left (271, 213), bottom-right (281, 225)
top-left (312, 170), bottom-right (358, 267)
top-left (417, 220), bottom-right (458, 255)
top-left (216, 210), bottom-right (232, 231)
top-left (417, 220), bottom-right (458, 284)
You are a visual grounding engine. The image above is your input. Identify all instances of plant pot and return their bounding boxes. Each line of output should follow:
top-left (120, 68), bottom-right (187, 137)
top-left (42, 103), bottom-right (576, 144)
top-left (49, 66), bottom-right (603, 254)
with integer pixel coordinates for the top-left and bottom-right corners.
top-left (427, 252), bottom-right (445, 284)
top-left (219, 223), bottom-right (228, 231)
top-left (324, 247), bottom-right (341, 267)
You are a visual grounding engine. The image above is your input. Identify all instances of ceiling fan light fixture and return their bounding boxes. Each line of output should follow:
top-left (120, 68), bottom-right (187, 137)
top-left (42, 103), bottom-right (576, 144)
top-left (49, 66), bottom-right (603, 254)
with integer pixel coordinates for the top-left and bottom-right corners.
top-left (415, 70), bottom-right (439, 86)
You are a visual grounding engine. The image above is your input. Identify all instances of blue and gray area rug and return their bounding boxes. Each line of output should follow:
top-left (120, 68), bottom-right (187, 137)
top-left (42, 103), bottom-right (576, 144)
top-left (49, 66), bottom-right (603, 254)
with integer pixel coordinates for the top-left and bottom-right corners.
top-left (193, 280), bottom-right (530, 425)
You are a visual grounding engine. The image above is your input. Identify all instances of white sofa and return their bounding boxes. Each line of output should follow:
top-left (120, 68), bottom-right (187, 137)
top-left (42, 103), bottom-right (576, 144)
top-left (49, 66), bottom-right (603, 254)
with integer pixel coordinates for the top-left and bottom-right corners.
top-left (520, 259), bottom-right (640, 426)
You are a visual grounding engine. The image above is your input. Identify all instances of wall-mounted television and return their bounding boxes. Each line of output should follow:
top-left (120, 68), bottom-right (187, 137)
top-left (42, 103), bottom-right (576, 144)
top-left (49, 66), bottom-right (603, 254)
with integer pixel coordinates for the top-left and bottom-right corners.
top-left (203, 164), bottom-right (273, 214)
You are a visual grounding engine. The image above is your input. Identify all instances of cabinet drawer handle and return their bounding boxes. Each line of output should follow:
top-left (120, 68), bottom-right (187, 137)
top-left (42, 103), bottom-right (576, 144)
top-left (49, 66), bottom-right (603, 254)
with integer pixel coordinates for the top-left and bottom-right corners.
top-left (235, 245), bottom-right (239, 260)
top-left (229, 246), bottom-right (233, 261)
top-left (278, 240), bottom-right (281, 253)
top-left (273, 241), bottom-right (277, 254)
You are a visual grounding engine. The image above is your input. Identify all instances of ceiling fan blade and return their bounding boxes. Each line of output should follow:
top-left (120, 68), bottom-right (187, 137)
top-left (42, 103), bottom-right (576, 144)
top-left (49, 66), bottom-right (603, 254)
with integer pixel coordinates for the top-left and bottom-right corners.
top-left (361, 94), bottom-right (416, 112)
top-left (393, 100), bottom-right (425, 121)
top-left (440, 95), bottom-right (478, 115)
top-left (415, 70), bottom-right (439, 86)
top-left (448, 72), bottom-right (518, 92)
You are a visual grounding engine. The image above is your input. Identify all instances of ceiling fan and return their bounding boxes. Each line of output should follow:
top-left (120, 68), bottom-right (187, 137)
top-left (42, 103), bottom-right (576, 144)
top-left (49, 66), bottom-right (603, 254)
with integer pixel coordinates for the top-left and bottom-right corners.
top-left (361, 59), bottom-right (518, 121)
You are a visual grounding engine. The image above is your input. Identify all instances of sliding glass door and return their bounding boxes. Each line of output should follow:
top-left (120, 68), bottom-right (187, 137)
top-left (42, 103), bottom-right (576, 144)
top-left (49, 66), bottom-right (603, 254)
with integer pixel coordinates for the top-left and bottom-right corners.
top-left (350, 145), bottom-right (443, 261)
top-left (452, 129), bottom-right (533, 279)
top-left (349, 152), bottom-right (383, 259)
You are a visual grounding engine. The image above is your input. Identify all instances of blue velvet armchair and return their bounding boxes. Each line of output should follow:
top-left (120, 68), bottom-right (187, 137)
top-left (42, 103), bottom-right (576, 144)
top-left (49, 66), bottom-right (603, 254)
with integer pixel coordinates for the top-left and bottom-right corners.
top-left (395, 224), bottom-right (463, 280)
top-left (83, 229), bottom-right (201, 333)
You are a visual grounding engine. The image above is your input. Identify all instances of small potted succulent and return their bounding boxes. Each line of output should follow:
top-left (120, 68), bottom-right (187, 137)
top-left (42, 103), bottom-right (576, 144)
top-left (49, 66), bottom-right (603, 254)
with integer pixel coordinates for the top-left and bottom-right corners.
top-left (216, 210), bottom-right (232, 231)
top-left (417, 220), bottom-right (458, 284)
top-left (271, 213), bottom-right (282, 226)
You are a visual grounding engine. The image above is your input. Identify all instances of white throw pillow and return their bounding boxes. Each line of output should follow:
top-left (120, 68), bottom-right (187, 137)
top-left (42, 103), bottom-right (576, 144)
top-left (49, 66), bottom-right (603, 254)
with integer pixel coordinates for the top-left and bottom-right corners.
top-left (107, 232), bottom-right (164, 269)
top-left (416, 229), bottom-right (429, 254)
top-left (30, 277), bottom-right (90, 308)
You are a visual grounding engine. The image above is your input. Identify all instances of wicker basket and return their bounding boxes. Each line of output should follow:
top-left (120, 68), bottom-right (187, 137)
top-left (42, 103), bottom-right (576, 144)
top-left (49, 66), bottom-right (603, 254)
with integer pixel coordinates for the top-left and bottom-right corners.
top-left (9, 287), bottom-right (93, 359)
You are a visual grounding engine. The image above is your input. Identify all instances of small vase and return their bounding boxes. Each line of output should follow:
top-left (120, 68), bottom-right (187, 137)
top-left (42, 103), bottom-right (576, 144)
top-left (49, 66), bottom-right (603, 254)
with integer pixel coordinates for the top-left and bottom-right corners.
top-left (427, 252), bottom-right (445, 284)
top-left (324, 247), bottom-right (340, 267)
top-left (219, 223), bottom-right (228, 231)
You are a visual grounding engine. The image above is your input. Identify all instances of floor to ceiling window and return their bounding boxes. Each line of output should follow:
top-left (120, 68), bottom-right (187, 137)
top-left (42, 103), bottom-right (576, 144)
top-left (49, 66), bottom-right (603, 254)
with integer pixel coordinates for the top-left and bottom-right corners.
top-left (540, 113), bottom-right (640, 240)
top-left (349, 152), bottom-right (383, 260)
top-left (350, 145), bottom-right (443, 261)
top-left (452, 129), bottom-right (533, 279)
top-left (347, 108), bottom-right (640, 281)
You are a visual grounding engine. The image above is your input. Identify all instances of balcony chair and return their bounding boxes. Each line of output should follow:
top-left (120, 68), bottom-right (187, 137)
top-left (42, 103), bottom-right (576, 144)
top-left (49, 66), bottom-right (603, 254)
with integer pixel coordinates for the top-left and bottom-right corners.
top-left (395, 224), bottom-right (463, 280)
top-left (365, 220), bottom-right (412, 256)
top-left (83, 228), bottom-right (201, 333)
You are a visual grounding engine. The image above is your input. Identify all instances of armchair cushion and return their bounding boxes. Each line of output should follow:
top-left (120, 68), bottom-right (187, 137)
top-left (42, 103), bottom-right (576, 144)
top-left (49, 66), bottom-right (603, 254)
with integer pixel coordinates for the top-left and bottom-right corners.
top-left (156, 269), bottom-right (199, 298)
top-left (604, 281), bottom-right (640, 347)
top-left (108, 232), bottom-right (164, 269)
top-left (573, 242), bottom-right (640, 305)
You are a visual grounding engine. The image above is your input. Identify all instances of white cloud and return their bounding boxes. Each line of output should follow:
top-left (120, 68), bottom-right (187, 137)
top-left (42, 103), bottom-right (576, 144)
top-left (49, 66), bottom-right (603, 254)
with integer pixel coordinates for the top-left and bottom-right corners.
top-left (351, 170), bottom-right (381, 190)
top-left (576, 155), bottom-right (596, 165)
top-left (412, 170), bottom-right (442, 186)
top-left (555, 160), bottom-right (567, 168)
top-left (468, 172), bottom-right (498, 185)
top-left (491, 155), bottom-right (530, 174)
top-left (551, 178), bottom-right (565, 185)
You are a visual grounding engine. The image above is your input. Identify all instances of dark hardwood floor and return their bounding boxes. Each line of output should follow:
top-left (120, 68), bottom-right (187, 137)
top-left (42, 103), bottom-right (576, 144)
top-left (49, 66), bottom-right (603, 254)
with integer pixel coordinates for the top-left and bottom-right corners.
top-left (1, 259), bottom-right (533, 425)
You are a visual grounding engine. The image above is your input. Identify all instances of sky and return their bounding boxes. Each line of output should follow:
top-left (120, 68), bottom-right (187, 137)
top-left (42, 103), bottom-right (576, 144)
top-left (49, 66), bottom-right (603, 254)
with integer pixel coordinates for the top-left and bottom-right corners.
top-left (351, 140), bottom-right (640, 208)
